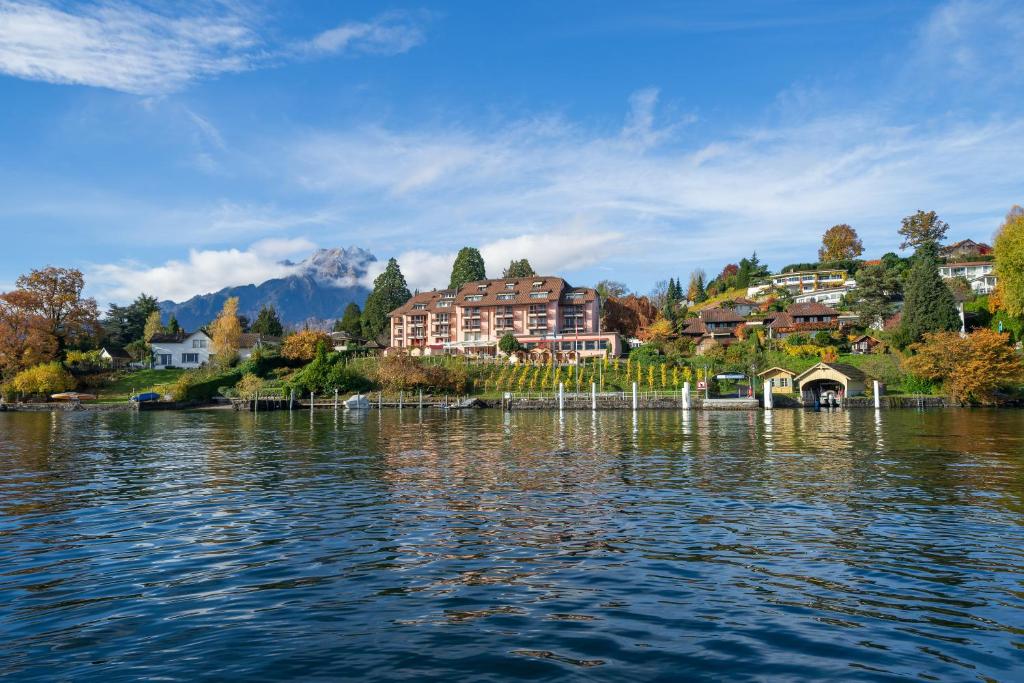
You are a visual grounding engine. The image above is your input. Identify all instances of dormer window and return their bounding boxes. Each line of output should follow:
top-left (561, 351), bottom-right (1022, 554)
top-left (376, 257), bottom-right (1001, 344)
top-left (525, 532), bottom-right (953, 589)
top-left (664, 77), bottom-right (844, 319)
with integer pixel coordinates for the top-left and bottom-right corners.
top-left (412, 303), bottom-right (426, 310)
top-left (477, 284), bottom-right (487, 291)
top-left (529, 291), bottom-right (547, 299)
top-left (497, 293), bottom-right (515, 301)
top-left (465, 294), bottom-right (483, 302)
top-left (532, 281), bottom-right (544, 288)
top-left (565, 292), bottom-right (584, 300)
top-left (505, 283), bottom-right (515, 290)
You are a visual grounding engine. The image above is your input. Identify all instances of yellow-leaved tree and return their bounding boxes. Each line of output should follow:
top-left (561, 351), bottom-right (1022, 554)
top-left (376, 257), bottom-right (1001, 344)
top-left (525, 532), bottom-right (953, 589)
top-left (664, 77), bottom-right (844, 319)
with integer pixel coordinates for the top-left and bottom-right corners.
top-left (994, 205), bottom-right (1024, 318)
top-left (281, 330), bottom-right (332, 361)
top-left (6, 361), bottom-right (75, 398)
top-left (209, 297), bottom-right (242, 364)
top-left (903, 329), bottom-right (1023, 404)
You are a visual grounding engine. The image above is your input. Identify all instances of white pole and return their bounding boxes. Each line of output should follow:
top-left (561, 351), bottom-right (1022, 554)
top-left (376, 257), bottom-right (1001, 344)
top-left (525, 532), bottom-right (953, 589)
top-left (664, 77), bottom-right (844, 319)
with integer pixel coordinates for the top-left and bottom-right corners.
top-left (399, 390), bottom-right (403, 409)
top-left (632, 382), bottom-right (638, 411)
top-left (683, 381), bottom-right (691, 410)
top-left (254, 390), bottom-right (258, 414)
top-left (558, 382), bottom-right (564, 411)
top-left (591, 382), bottom-right (597, 411)
top-left (310, 392), bottom-right (314, 414)
top-left (289, 388), bottom-right (294, 411)
top-left (334, 388), bottom-right (338, 410)
top-left (763, 379), bottom-right (773, 410)
top-left (419, 389), bottom-right (423, 409)
top-left (873, 380), bottom-right (881, 409)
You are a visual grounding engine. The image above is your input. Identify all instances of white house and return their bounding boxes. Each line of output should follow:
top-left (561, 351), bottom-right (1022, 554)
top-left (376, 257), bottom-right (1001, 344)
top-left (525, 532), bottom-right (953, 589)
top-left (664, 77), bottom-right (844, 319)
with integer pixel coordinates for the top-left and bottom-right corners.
top-left (151, 331), bottom-right (212, 369)
top-left (939, 261), bottom-right (993, 281)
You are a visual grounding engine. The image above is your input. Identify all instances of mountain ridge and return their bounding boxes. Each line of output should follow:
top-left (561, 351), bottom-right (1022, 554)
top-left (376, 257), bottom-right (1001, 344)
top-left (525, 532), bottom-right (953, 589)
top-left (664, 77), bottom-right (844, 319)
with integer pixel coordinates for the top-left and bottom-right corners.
top-left (159, 247), bottom-right (375, 330)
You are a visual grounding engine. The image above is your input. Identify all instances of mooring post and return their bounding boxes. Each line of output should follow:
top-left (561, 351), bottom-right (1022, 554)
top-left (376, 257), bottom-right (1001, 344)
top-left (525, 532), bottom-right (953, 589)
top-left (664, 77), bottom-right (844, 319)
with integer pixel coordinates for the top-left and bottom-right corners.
top-left (334, 388), bottom-right (338, 410)
top-left (310, 392), bottom-right (315, 415)
top-left (591, 382), bottom-right (597, 411)
top-left (632, 382), bottom-right (638, 411)
top-left (682, 381), bottom-right (691, 410)
top-left (378, 392), bottom-right (382, 410)
top-left (873, 380), bottom-right (881, 409)
top-left (399, 390), bottom-right (403, 409)
top-left (558, 382), bottom-right (564, 411)
top-left (763, 379), bottom-right (773, 410)
top-left (289, 388), bottom-right (294, 411)
top-left (419, 389), bottom-right (423, 409)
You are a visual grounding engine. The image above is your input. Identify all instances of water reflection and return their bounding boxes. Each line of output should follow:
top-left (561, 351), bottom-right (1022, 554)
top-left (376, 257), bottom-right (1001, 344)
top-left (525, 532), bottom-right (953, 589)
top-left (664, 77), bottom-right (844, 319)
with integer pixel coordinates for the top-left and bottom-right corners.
top-left (1, 408), bottom-right (1023, 681)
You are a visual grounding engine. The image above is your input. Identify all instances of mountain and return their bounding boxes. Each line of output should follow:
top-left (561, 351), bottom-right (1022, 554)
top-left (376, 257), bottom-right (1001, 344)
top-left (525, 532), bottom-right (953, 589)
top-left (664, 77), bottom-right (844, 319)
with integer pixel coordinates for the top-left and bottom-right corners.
top-left (160, 247), bottom-right (376, 330)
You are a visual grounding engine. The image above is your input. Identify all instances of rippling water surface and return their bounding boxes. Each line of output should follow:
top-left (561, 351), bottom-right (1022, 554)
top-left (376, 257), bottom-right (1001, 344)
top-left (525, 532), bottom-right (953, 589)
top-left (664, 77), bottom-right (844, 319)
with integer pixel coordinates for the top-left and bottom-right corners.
top-left (1, 408), bottom-right (1023, 681)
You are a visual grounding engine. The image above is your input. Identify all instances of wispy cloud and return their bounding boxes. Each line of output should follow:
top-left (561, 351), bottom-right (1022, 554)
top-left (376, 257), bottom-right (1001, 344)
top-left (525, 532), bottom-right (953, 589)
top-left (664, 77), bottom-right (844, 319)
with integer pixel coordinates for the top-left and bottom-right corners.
top-left (915, 0), bottom-right (1024, 85)
top-left (300, 11), bottom-right (426, 57)
top-left (0, 2), bottom-right (427, 94)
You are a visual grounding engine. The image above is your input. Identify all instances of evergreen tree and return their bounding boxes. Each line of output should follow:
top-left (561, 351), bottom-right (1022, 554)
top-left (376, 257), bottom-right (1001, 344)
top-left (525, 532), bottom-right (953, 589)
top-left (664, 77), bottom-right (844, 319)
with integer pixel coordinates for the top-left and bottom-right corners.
top-left (899, 243), bottom-right (961, 345)
top-left (449, 247), bottom-right (487, 290)
top-left (166, 314), bottom-right (182, 335)
top-left (103, 293), bottom-right (160, 347)
top-left (250, 305), bottom-right (284, 337)
top-left (502, 259), bottom-right (536, 278)
top-left (844, 263), bottom-right (902, 328)
top-left (362, 258), bottom-right (412, 342)
top-left (334, 302), bottom-right (362, 337)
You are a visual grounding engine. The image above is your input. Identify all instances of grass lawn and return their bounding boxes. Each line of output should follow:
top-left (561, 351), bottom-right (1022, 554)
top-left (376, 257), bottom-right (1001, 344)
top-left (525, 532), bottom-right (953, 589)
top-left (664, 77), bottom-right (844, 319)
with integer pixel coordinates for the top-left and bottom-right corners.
top-left (95, 369), bottom-right (185, 402)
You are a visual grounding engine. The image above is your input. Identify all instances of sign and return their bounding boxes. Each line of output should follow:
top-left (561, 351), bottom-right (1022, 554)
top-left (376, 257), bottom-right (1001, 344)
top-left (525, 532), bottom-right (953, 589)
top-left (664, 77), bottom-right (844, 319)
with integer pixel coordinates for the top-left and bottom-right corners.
top-left (697, 381), bottom-right (707, 390)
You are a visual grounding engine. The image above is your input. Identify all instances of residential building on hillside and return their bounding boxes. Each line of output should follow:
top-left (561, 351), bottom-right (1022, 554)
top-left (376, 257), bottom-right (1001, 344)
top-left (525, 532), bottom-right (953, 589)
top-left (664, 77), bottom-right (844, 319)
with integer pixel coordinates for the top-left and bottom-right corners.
top-left (238, 334), bottom-right (281, 360)
top-left (704, 297), bottom-right (759, 316)
top-left (940, 239), bottom-right (992, 259)
top-left (767, 302), bottom-right (841, 339)
top-left (938, 261), bottom-right (997, 295)
top-left (151, 330), bottom-right (212, 369)
top-left (680, 308), bottom-right (746, 353)
top-left (768, 269), bottom-right (849, 294)
top-left (388, 276), bottom-right (621, 358)
top-left (793, 285), bottom-right (854, 306)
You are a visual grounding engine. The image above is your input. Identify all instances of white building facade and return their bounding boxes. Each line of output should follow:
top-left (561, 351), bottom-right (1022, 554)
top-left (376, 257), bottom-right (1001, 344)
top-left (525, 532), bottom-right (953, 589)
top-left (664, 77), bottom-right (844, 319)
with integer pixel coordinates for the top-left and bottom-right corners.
top-left (150, 331), bottom-right (212, 369)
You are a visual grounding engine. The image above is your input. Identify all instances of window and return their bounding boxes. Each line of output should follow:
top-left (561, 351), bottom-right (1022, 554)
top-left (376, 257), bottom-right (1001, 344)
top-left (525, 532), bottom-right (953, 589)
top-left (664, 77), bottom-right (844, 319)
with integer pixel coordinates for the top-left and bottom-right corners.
top-left (497, 293), bottom-right (515, 301)
top-left (584, 340), bottom-right (596, 350)
top-left (598, 340), bottom-right (608, 349)
top-left (436, 300), bottom-right (450, 307)
top-left (780, 377), bottom-right (789, 387)
top-left (565, 292), bottom-right (584, 300)
top-left (532, 281), bottom-right (544, 288)
top-left (157, 354), bottom-right (172, 366)
top-left (505, 282), bottom-right (516, 290)
top-left (192, 339), bottom-right (207, 349)
top-left (182, 353), bottom-right (199, 364)
top-left (413, 303), bottom-right (426, 310)
top-left (529, 292), bottom-right (547, 299)
top-left (466, 294), bottom-right (483, 302)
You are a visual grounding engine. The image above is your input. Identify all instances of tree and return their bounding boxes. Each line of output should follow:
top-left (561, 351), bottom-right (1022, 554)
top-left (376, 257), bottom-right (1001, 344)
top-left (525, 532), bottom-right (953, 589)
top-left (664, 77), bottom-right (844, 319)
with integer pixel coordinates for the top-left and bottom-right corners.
top-left (143, 311), bottom-right (165, 342)
top-left (818, 224), bottom-right (864, 261)
top-left (595, 280), bottom-right (629, 299)
top-left (903, 329), bottom-right (1023, 404)
top-left (844, 263), bottom-right (903, 328)
top-left (898, 210), bottom-right (949, 251)
top-left (449, 247), bottom-right (486, 290)
top-left (502, 259), bottom-right (535, 278)
top-left (639, 317), bottom-right (674, 343)
top-left (648, 280), bottom-right (669, 309)
top-left (498, 333), bottom-right (522, 355)
top-left (601, 295), bottom-right (659, 338)
top-left (994, 205), bottom-right (1024, 318)
top-left (103, 293), bottom-right (160, 347)
top-left (9, 267), bottom-right (99, 352)
top-left (687, 269), bottom-right (707, 303)
top-left (250, 305), bottom-right (284, 337)
top-left (0, 291), bottom-right (57, 377)
top-left (333, 303), bottom-right (362, 337)
top-left (166, 314), bottom-right (182, 335)
top-left (209, 296), bottom-right (242, 362)
top-left (899, 243), bottom-right (961, 345)
top-left (282, 330), bottom-right (332, 361)
top-left (362, 258), bottom-right (412, 343)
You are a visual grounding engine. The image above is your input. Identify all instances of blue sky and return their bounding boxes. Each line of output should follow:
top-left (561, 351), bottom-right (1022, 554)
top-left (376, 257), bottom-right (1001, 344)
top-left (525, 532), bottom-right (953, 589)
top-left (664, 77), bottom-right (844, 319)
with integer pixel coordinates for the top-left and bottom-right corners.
top-left (1, 0), bottom-right (1023, 304)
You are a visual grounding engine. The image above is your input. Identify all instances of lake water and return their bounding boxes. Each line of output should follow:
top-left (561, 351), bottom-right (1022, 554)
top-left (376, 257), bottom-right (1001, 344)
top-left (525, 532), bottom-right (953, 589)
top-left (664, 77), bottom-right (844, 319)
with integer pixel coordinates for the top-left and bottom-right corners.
top-left (1, 408), bottom-right (1023, 681)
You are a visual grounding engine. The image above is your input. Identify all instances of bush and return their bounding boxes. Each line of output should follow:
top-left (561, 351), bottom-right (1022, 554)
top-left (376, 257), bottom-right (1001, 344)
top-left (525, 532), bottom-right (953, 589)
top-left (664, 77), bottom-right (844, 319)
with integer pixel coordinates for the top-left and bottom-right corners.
top-left (238, 349), bottom-right (292, 378)
top-left (374, 353), bottom-right (470, 394)
top-left (282, 330), bottom-right (332, 361)
top-left (170, 368), bottom-right (242, 402)
top-left (628, 344), bottom-right (663, 365)
top-left (5, 362), bottom-right (76, 399)
top-left (813, 331), bottom-right (833, 346)
top-left (287, 348), bottom-right (373, 396)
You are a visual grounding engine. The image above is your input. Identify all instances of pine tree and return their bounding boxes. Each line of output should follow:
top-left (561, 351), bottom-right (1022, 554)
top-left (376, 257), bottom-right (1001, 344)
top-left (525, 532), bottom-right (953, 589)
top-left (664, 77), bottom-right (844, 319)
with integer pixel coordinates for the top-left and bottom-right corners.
top-left (503, 259), bottom-right (536, 278)
top-left (449, 247), bottom-right (487, 290)
top-left (251, 305), bottom-right (284, 337)
top-left (899, 243), bottom-right (961, 345)
top-left (333, 302), bottom-right (362, 337)
top-left (166, 314), bottom-right (182, 335)
top-left (362, 259), bottom-right (412, 343)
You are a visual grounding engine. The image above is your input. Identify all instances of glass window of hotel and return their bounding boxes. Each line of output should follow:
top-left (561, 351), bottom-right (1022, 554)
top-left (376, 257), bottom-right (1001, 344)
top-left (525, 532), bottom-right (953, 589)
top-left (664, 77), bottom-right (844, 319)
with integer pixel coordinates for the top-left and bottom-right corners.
top-left (477, 284), bottom-right (487, 290)
top-left (497, 293), bottom-right (515, 300)
top-left (437, 300), bottom-right (450, 307)
top-left (532, 280), bottom-right (544, 288)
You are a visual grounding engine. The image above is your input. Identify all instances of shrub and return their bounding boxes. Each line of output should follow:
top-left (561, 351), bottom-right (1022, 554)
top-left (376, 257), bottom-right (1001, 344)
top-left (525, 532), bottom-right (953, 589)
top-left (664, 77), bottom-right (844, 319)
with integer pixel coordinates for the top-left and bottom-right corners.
top-left (903, 329), bottom-right (1024, 404)
top-left (170, 368), bottom-right (242, 402)
top-left (238, 349), bottom-right (291, 378)
top-left (282, 330), bottom-right (332, 361)
top-left (374, 354), bottom-right (470, 394)
top-left (287, 348), bottom-right (372, 396)
top-left (628, 344), bottom-right (663, 365)
top-left (6, 362), bottom-right (76, 399)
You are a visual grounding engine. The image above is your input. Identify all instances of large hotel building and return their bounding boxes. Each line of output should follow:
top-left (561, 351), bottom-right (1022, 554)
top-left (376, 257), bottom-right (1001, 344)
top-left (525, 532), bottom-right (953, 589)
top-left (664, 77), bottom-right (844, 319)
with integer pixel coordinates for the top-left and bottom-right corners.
top-left (388, 276), bottom-right (621, 358)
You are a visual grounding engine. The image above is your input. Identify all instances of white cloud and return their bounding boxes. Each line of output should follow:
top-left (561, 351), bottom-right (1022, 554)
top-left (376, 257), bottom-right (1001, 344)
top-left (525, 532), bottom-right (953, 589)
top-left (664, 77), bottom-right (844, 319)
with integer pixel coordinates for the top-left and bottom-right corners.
top-left (0, 2), bottom-right (427, 94)
top-left (302, 12), bottom-right (425, 57)
top-left (915, 0), bottom-right (1024, 85)
top-left (89, 238), bottom-right (314, 303)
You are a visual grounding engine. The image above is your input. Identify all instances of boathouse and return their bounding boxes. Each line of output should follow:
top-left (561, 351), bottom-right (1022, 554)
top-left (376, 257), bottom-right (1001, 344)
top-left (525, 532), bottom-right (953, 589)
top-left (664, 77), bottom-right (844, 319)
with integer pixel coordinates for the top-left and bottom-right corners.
top-left (757, 367), bottom-right (797, 394)
top-left (794, 362), bottom-right (866, 403)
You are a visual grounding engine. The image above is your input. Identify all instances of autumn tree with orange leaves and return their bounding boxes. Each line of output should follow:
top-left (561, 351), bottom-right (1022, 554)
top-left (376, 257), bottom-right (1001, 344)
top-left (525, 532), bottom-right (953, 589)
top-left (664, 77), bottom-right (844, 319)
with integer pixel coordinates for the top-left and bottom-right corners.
top-left (903, 329), bottom-right (1023, 404)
